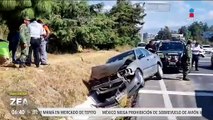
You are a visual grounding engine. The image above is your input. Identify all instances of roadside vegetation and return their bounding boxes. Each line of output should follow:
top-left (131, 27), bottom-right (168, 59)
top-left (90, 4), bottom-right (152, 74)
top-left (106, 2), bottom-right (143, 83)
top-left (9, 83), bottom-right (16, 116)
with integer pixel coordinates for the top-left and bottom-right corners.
top-left (0, 0), bottom-right (146, 53)
top-left (155, 22), bottom-right (213, 45)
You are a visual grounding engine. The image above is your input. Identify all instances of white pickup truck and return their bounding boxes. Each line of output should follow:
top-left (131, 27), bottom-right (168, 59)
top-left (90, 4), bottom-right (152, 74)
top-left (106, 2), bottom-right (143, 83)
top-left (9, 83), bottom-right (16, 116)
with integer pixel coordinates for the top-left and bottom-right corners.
top-left (202, 45), bottom-right (213, 54)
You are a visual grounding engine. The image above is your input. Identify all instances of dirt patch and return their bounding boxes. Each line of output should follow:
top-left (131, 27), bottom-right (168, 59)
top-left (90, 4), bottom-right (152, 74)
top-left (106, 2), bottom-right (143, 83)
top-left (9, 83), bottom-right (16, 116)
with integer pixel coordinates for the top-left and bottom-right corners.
top-left (0, 50), bottom-right (119, 120)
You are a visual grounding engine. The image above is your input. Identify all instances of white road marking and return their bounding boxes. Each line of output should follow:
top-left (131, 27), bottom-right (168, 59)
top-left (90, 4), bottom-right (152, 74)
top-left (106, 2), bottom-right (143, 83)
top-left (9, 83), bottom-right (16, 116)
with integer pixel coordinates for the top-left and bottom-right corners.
top-left (159, 79), bottom-right (177, 120)
top-left (199, 60), bottom-right (210, 62)
top-left (201, 57), bottom-right (211, 59)
top-left (138, 89), bottom-right (163, 94)
top-left (164, 73), bottom-right (213, 77)
top-left (188, 73), bottom-right (213, 76)
top-left (138, 89), bottom-right (213, 97)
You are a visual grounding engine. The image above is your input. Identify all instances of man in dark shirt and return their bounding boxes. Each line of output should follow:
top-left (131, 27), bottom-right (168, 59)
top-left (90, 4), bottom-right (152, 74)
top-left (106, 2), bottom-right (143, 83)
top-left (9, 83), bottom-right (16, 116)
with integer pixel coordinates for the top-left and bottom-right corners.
top-left (145, 40), bottom-right (156, 53)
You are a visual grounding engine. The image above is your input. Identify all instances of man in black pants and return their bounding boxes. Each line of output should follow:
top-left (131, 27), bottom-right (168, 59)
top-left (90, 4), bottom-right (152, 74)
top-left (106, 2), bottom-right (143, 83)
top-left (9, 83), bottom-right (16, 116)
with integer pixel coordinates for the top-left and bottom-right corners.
top-left (28, 18), bottom-right (46, 68)
top-left (191, 42), bottom-right (202, 71)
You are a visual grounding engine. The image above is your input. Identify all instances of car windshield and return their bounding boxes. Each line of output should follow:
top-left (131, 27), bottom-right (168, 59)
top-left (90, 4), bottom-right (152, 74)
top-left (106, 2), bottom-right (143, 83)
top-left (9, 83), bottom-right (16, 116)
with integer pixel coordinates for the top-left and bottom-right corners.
top-left (107, 50), bottom-right (136, 63)
top-left (159, 42), bottom-right (184, 51)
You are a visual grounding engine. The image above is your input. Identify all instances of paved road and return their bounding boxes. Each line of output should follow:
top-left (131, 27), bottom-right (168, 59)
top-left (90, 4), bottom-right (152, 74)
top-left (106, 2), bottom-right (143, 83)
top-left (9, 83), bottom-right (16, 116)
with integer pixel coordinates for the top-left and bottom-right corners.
top-left (136, 55), bottom-right (213, 120)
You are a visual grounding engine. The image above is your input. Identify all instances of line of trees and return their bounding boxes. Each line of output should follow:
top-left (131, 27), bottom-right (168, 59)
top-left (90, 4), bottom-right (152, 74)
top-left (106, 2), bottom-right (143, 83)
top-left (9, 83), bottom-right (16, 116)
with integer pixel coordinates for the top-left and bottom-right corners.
top-left (0, 0), bottom-right (146, 53)
top-left (155, 21), bottom-right (213, 44)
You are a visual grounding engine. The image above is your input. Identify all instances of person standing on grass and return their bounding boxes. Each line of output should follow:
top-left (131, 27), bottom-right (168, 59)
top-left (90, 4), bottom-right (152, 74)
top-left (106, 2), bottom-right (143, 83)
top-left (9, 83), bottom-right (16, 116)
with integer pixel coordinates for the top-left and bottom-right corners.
top-left (37, 19), bottom-right (50, 65)
top-left (28, 18), bottom-right (46, 68)
top-left (8, 30), bottom-right (20, 64)
top-left (19, 17), bottom-right (31, 68)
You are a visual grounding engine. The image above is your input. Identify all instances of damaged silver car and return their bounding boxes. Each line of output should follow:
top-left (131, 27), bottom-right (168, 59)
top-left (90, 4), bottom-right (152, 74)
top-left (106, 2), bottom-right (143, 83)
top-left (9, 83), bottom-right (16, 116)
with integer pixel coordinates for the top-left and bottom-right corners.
top-left (85, 47), bottom-right (163, 108)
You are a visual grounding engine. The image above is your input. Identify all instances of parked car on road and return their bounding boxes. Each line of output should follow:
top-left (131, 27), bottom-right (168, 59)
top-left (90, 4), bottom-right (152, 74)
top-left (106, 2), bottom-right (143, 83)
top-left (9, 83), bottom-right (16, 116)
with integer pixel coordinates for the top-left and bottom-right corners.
top-left (86, 47), bottom-right (163, 108)
top-left (156, 40), bottom-right (186, 72)
top-left (202, 45), bottom-right (213, 54)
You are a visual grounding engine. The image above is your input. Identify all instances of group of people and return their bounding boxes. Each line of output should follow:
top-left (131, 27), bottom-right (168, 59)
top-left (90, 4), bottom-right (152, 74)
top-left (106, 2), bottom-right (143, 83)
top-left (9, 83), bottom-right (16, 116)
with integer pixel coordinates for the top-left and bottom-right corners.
top-left (8, 17), bottom-right (50, 68)
top-left (175, 40), bottom-right (204, 81)
top-left (144, 39), bottom-right (204, 81)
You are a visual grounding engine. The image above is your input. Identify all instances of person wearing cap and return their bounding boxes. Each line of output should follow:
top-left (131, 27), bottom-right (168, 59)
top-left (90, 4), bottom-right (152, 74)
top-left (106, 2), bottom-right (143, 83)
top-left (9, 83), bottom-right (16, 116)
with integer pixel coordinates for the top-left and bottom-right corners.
top-left (181, 40), bottom-right (192, 81)
top-left (19, 17), bottom-right (30, 68)
top-left (28, 18), bottom-right (46, 68)
top-left (37, 19), bottom-right (50, 65)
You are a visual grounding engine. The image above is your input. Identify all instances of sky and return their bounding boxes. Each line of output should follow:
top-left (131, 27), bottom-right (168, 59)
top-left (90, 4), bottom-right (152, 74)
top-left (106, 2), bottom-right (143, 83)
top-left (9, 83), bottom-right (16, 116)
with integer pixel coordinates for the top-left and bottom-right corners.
top-left (89, 1), bottom-right (213, 34)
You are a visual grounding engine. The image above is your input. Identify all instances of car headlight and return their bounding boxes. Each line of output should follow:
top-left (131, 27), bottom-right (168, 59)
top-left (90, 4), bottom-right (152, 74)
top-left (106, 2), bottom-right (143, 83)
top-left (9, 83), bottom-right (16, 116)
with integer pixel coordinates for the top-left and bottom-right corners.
top-left (166, 56), bottom-right (178, 61)
top-left (166, 56), bottom-right (171, 61)
top-left (117, 68), bottom-right (133, 77)
top-left (171, 56), bottom-right (178, 61)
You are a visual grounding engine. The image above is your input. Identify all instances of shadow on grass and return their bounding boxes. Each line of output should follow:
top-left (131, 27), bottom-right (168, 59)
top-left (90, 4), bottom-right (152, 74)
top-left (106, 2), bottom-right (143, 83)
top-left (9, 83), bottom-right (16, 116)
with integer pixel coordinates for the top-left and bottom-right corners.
top-left (0, 63), bottom-right (18, 68)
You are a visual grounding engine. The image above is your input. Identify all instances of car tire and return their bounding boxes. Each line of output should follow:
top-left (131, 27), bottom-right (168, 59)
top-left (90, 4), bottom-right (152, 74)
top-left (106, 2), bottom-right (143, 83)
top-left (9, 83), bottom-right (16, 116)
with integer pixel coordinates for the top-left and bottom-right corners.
top-left (135, 69), bottom-right (145, 87)
top-left (156, 64), bottom-right (163, 80)
top-left (211, 58), bottom-right (213, 68)
top-left (211, 62), bottom-right (213, 68)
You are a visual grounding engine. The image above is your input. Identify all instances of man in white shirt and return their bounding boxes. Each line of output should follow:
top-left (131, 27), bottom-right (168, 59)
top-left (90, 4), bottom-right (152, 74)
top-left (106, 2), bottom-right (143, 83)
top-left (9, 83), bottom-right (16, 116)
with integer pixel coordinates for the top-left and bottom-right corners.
top-left (191, 42), bottom-right (202, 71)
top-left (28, 18), bottom-right (46, 68)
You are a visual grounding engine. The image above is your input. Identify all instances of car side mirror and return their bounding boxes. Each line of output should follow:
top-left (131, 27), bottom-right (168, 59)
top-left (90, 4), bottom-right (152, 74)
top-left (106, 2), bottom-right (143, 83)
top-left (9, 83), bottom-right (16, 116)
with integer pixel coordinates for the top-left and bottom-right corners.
top-left (138, 54), bottom-right (145, 59)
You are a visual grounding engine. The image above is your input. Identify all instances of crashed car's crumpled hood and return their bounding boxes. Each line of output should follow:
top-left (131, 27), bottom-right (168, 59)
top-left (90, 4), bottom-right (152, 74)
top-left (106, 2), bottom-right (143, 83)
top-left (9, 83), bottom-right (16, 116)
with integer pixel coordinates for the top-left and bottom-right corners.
top-left (90, 60), bottom-right (126, 80)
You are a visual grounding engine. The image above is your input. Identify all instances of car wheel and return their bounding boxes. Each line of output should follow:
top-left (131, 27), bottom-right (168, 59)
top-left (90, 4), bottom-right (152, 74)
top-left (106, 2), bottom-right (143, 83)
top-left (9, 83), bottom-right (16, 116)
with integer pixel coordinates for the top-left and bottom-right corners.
top-left (135, 69), bottom-right (145, 87)
top-left (211, 58), bottom-right (213, 68)
top-left (156, 64), bottom-right (163, 80)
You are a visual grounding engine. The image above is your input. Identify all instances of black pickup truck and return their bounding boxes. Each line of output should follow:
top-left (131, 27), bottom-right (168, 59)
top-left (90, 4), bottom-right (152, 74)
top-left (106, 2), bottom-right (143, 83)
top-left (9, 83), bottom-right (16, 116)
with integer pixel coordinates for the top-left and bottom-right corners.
top-left (156, 40), bottom-right (186, 72)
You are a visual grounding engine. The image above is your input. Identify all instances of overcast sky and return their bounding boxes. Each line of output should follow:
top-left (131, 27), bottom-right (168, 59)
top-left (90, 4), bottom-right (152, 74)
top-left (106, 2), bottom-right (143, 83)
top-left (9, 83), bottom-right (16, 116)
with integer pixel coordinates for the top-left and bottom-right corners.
top-left (89, 1), bottom-right (213, 34)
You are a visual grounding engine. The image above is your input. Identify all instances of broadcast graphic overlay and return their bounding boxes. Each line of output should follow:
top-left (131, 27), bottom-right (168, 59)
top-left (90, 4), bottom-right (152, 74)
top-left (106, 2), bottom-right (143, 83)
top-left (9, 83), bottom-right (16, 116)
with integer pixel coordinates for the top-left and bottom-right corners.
top-left (8, 91), bottom-right (40, 117)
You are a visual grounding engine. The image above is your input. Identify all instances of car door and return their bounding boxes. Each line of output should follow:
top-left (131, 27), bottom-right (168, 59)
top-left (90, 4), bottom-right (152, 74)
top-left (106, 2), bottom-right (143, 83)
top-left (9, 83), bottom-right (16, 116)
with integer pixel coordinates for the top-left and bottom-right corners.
top-left (135, 48), bottom-right (149, 78)
top-left (139, 48), bottom-right (158, 77)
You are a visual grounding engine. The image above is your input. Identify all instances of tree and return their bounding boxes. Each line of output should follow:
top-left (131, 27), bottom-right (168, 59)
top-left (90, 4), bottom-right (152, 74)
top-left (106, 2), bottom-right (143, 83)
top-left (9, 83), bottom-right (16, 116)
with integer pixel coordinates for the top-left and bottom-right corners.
top-left (188, 21), bottom-right (203, 42)
top-left (178, 26), bottom-right (191, 39)
top-left (0, 0), bottom-right (53, 31)
top-left (109, 1), bottom-right (146, 46)
top-left (0, 0), bottom-right (146, 53)
top-left (155, 26), bottom-right (172, 40)
top-left (203, 23), bottom-right (208, 32)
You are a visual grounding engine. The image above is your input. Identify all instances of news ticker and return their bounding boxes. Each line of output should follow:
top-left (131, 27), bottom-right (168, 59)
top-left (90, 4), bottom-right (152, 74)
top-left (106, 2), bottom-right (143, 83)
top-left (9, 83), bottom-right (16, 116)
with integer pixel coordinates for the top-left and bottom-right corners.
top-left (7, 91), bottom-right (202, 117)
top-left (37, 108), bottom-right (202, 117)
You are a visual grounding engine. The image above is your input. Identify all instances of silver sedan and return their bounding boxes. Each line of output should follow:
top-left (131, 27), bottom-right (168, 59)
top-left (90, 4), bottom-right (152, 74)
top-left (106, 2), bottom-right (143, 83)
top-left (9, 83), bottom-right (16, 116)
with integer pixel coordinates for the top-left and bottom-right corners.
top-left (88, 47), bottom-right (163, 108)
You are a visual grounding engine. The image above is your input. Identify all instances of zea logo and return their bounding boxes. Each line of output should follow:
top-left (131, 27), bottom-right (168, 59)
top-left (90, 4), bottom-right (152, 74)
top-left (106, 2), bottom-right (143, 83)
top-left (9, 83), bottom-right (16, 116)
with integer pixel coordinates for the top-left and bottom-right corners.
top-left (9, 91), bottom-right (28, 106)
top-left (10, 97), bottom-right (28, 106)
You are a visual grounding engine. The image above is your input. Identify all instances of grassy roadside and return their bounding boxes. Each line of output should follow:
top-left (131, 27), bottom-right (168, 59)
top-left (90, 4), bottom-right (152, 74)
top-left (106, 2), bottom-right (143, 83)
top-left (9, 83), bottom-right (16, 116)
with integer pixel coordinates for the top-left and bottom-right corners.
top-left (0, 50), bottom-right (121, 120)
